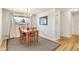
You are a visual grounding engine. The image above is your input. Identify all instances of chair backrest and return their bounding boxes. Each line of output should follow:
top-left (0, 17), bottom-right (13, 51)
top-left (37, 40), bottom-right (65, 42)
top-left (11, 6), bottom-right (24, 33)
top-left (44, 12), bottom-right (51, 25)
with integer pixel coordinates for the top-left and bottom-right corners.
top-left (30, 27), bottom-right (37, 31)
top-left (19, 27), bottom-right (23, 37)
top-left (30, 31), bottom-right (36, 37)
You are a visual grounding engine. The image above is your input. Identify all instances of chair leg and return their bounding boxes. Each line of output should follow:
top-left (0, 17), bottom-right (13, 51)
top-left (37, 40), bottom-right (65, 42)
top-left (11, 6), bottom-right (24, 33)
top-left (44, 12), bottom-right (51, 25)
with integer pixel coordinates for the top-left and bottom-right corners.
top-left (36, 39), bottom-right (38, 43)
top-left (19, 37), bottom-right (22, 44)
top-left (36, 36), bottom-right (38, 43)
top-left (36, 32), bottom-right (38, 43)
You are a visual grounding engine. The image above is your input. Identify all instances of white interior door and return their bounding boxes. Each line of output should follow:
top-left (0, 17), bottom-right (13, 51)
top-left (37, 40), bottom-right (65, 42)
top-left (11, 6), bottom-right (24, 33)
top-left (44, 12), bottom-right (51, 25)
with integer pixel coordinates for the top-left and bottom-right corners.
top-left (72, 14), bottom-right (79, 35)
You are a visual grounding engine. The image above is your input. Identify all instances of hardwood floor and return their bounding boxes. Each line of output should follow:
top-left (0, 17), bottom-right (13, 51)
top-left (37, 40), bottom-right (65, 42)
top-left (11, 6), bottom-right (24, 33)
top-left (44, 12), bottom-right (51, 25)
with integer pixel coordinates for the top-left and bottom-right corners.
top-left (1, 35), bottom-right (79, 51)
top-left (56, 35), bottom-right (79, 51)
top-left (0, 39), bottom-right (7, 51)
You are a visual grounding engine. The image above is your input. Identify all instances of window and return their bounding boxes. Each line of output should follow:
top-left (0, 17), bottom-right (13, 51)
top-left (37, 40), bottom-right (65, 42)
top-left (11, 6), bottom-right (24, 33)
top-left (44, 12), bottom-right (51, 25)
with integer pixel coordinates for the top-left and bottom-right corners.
top-left (13, 16), bottom-right (31, 25)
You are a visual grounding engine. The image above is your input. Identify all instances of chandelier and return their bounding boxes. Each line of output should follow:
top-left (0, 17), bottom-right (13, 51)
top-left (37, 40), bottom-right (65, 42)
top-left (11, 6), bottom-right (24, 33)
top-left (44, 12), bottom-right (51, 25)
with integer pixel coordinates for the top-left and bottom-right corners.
top-left (24, 8), bottom-right (32, 18)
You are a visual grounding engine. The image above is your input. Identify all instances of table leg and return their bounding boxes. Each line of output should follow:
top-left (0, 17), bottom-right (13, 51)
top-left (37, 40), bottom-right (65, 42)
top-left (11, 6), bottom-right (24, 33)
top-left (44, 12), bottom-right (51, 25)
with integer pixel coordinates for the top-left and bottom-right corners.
top-left (26, 32), bottom-right (29, 47)
top-left (36, 31), bottom-right (38, 43)
top-left (19, 37), bottom-right (22, 44)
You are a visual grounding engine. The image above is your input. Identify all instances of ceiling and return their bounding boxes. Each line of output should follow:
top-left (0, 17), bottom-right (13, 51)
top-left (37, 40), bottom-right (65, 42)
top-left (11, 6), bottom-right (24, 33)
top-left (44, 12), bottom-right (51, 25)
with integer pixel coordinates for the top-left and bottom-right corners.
top-left (5, 8), bottom-right (79, 15)
top-left (5, 8), bottom-right (52, 15)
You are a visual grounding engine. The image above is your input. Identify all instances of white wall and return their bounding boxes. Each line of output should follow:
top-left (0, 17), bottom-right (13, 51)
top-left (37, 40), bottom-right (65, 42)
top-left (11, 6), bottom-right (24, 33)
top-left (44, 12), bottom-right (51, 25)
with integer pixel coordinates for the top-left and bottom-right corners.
top-left (2, 9), bottom-right (13, 39)
top-left (55, 9), bottom-right (60, 40)
top-left (31, 15), bottom-right (37, 27)
top-left (37, 9), bottom-right (56, 41)
top-left (0, 8), bottom-right (3, 45)
top-left (60, 10), bottom-right (72, 37)
top-left (0, 9), bottom-right (2, 39)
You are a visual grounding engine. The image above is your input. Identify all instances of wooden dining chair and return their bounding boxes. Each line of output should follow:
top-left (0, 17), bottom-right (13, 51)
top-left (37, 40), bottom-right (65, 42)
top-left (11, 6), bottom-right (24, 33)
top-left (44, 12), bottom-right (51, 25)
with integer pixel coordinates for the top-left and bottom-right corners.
top-left (29, 31), bottom-right (38, 43)
top-left (19, 27), bottom-right (26, 44)
top-left (30, 27), bottom-right (37, 31)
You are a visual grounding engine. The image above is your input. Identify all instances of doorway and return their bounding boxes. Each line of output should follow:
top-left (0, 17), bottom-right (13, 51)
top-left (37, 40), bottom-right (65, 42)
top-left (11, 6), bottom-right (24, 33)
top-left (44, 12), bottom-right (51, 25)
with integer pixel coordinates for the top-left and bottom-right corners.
top-left (71, 13), bottom-right (79, 35)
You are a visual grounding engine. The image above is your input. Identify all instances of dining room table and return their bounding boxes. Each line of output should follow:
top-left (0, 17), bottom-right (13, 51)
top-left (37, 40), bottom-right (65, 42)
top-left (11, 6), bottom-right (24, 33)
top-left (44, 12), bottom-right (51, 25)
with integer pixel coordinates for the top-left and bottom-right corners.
top-left (21, 28), bottom-right (39, 46)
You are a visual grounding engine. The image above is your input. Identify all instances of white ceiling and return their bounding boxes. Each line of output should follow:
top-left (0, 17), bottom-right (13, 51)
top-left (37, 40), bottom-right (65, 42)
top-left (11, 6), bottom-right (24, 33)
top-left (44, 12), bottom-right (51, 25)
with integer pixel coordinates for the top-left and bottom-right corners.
top-left (5, 8), bottom-right (52, 15)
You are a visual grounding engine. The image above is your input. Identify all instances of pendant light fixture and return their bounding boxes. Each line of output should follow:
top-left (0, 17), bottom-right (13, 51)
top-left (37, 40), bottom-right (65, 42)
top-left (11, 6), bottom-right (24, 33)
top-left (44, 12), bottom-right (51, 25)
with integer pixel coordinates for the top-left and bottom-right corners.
top-left (24, 8), bottom-right (32, 18)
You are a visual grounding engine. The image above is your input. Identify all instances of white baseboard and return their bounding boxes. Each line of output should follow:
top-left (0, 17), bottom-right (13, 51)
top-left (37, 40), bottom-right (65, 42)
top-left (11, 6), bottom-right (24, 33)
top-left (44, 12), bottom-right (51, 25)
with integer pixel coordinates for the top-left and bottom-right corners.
top-left (39, 34), bottom-right (56, 41)
top-left (61, 34), bottom-right (72, 38)
top-left (72, 34), bottom-right (79, 36)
